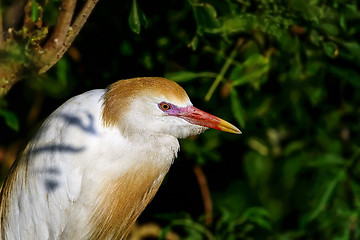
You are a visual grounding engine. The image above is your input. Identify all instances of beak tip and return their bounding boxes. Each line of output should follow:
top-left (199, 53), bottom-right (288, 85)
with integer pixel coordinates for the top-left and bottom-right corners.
top-left (217, 119), bottom-right (242, 135)
top-left (229, 128), bottom-right (242, 135)
top-left (179, 106), bottom-right (242, 135)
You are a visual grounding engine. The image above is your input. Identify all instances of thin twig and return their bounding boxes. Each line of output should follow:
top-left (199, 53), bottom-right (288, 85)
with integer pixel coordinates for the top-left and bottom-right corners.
top-left (204, 38), bottom-right (244, 102)
top-left (43, 0), bottom-right (76, 53)
top-left (64, 0), bottom-right (99, 49)
top-left (193, 164), bottom-right (213, 226)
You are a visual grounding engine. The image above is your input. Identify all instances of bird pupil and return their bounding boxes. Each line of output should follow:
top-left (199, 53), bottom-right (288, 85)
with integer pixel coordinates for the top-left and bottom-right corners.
top-left (162, 103), bottom-right (170, 110)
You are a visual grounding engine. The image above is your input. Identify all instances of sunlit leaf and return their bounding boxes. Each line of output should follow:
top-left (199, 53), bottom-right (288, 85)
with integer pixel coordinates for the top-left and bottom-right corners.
top-left (231, 54), bottom-right (270, 88)
top-left (220, 15), bottom-right (259, 35)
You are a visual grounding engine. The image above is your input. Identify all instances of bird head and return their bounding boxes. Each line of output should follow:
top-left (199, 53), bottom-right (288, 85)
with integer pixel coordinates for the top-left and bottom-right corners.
top-left (102, 77), bottom-right (241, 138)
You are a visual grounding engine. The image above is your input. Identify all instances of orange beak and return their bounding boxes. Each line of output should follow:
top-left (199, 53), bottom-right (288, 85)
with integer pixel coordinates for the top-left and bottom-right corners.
top-left (177, 106), bottom-right (242, 134)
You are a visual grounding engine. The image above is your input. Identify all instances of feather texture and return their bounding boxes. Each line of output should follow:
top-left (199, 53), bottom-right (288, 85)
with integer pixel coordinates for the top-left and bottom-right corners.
top-left (0, 79), bottom-right (182, 239)
top-left (0, 77), bottom-right (239, 239)
top-left (102, 77), bottom-right (190, 128)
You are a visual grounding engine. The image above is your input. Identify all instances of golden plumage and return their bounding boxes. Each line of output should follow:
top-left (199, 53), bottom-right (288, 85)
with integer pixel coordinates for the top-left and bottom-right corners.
top-left (102, 77), bottom-right (190, 128)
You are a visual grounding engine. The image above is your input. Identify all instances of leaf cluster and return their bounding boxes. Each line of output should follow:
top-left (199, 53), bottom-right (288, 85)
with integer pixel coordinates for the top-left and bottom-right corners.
top-left (1, 0), bottom-right (360, 239)
top-left (155, 0), bottom-right (360, 239)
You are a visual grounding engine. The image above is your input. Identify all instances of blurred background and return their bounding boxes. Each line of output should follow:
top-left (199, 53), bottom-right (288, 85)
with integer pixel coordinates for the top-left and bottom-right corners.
top-left (1, 0), bottom-right (360, 239)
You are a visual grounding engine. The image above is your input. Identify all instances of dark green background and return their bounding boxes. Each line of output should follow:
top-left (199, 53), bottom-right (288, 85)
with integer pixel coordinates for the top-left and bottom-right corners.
top-left (1, 0), bottom-right (360, 239)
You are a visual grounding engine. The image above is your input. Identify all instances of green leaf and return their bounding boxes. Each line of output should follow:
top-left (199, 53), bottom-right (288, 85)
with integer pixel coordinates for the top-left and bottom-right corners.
top-left (341, 41), bottom-right (360, 61)
top-left (191, 2), bottom-right (220, 34)
top-left (188, 35), bottom-right (199, 50)
top-left (322, 42), bottom-right (338, 58)
top-left (165, 71), bottom-right (200, 82)
top-left (329, 65), bottom-right (360, 87)
top-left (165, 71), bottom-right (216, 82)
top-left (0, 109), bottom-right (19, 131)
top-left (284, 141), bottom-right (306, 156)
top-left (240, 207), bottom-right (272, 230)
top-left (141, 52), bottom-right (153, 70)
top-left (231, 54), bottom-right (270, 88)
top-left (289, 0), bottom-right (318, 22)
top-left (306, 154), bottom-right (344, 168)
top-left (31, 0), bottom-right (38, 22)
top-left (220, 15), bottom-right (259, 35)
top-left (309, 29), bottom-right (322, 46)
top-left (128, 0), bottom-right (148, 34)
top-left (308, 171), bottom-right (345, 221)
top-left (171, 219), bottom-right (214, 240)
top-left (320, 22), bottom-right (340, 36)
top-left (305, 61), bottom-right (323, 77)
top-left (230, 89), bottom-right (245, 129)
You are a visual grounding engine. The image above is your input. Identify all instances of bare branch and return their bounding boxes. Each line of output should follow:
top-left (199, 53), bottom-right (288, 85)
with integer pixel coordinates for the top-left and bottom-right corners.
top-left (0, 0), bottom-right (100, 95)
top-left (64, 0), bottom-right (99, 49)
top-left (43, 0), bottom-right (76, 51)
top-left (38, 0), bottom-right (99, 73)
top-left (36, 0), bottom-right (76, 72)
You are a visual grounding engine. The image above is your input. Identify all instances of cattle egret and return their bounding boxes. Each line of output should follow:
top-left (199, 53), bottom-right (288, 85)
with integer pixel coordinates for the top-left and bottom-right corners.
top-left (0, 77), bottom-right (241, 239)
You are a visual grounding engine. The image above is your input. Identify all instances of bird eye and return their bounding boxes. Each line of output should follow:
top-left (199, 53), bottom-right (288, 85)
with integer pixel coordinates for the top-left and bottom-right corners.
top-left (159, 102), bottom-right (171, 111)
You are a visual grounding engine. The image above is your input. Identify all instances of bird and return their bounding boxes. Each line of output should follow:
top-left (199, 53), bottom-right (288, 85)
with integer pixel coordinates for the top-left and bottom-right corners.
top-left (0, 77), bottom-right (241, 240)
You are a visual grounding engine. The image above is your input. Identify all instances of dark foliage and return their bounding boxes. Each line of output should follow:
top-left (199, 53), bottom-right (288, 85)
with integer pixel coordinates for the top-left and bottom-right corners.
top-left (1, 0), bottom-right (360, 239)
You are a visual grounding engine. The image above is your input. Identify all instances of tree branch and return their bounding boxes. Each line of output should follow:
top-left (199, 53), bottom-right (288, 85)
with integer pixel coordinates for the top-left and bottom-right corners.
top-left (38, 0), bottom-right (99, 73)
top-left (37, 0), bottom-right (77, 72)
top-left (44, 0), bottom-right (76, 51)
top-left (0, 0), bottom-right (100, 96)
top-left (193, 164), bottom-right (213, 226)
top-left (64, 0), bottom-right (99, 51)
